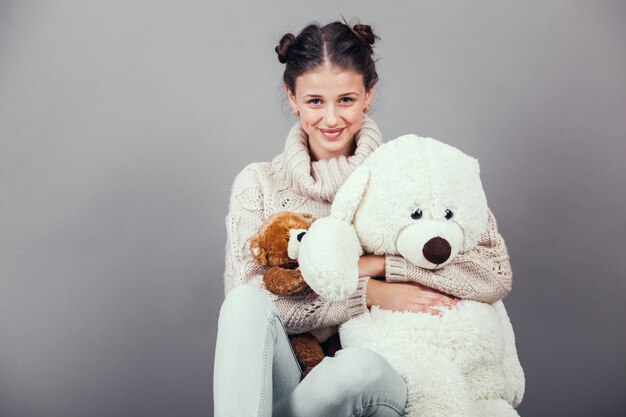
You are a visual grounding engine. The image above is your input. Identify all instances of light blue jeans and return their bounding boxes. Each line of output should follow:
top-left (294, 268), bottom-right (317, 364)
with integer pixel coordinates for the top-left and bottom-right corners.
top-left (213, 284), bottom-right (407, 417)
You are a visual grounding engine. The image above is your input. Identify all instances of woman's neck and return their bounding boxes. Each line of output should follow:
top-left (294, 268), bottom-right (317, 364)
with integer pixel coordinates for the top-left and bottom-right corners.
top-left (270, 114), bottom-right (383, 202)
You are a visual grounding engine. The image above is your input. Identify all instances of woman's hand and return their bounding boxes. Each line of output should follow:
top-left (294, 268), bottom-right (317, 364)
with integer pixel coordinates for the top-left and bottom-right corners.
top-left (365, 279), bottom-right (458, 316)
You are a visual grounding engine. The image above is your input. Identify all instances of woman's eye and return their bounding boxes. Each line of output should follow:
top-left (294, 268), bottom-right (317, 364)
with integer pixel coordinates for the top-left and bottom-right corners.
top-left (340, 97), bottom-right (354, 104)
top-left (411, 209), bottom-right (423, 220)
top-left (445, 209), bottom-right (454, 220)
top-left (307, 98), bottom-right (322, 105)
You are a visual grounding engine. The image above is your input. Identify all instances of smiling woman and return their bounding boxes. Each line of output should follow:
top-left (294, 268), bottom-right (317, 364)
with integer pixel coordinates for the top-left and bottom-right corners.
top-left (285, 66), bottom-right (372, 160)
top-left (212, 19), bottom-right (480, 417)
top-left (213, 20), bottom-right (412, 417)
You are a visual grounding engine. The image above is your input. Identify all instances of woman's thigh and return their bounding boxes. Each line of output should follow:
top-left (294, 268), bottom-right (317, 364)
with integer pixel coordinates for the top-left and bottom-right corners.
top-left (213, 284), bottom-right (302, 417)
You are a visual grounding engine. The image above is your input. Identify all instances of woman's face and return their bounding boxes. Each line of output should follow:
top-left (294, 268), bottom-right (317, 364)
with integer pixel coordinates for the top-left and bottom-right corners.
top-left (286, 65), bottom-right (373, 161)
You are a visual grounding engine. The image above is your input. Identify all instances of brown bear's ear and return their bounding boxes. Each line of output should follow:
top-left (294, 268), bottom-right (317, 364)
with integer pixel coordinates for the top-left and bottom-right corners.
top-left (250, 236), bottom-right (268, 265)
top-left (300, 212), bottom-right (314, 228)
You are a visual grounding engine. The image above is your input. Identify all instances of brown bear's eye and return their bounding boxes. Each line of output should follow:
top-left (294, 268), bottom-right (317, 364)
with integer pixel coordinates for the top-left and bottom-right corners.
top-left (445, 209), bottom-right (454, 220)
top-left (411, 209), bottom-right (423, 220)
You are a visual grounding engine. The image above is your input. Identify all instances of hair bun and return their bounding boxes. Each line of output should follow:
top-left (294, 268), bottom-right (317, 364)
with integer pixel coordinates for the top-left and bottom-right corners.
top-left (352, 24), bottom-right (377, 46)
top-left (275, 33), bottom-right (295, 64)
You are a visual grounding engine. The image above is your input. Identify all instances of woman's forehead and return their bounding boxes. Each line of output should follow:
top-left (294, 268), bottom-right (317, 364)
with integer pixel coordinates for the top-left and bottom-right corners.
top-left (295, 66), bottom-right (365, 97)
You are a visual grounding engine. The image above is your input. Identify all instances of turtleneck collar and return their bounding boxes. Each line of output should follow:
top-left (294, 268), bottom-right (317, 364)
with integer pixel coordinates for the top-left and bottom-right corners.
top-left (270, 114), bottom-right (383, 202)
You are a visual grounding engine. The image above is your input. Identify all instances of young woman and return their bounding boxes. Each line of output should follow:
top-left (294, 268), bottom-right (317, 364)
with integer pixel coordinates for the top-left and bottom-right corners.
top-left (213, 20), bottom-right (513, 417)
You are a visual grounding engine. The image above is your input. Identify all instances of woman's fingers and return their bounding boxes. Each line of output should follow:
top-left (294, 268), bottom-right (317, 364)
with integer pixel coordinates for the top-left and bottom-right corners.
top-left (415, 291), bottom-right (452, 303)
top-left (409, 290), bottom-right (456, 306)
top-left (407, 283), bottom-right (458, 306)
top-left (411, 296), bottom-right (453, 308)
top-left (406, 289), bottom-right (459, 315)
top-left (404, 303), bottom-right (443, 316)
top-left (381, 298), bottom-right (447, 315)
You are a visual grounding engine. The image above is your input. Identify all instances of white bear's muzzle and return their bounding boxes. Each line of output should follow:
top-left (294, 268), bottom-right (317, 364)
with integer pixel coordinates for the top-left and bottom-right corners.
top-left (396, 221), bottom-right (464, 269)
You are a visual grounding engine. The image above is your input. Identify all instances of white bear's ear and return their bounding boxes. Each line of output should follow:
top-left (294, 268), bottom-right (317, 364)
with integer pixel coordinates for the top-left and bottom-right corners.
top-left (331, 165), bottom-right (370, 223)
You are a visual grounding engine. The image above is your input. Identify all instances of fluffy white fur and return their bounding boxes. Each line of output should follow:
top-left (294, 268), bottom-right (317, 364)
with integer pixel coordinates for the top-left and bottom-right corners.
top-left (298, 134), bottom-right (525, 416)
top-left (341, 301), bottom-right (524, 417)
top-left (300, 135), bottom-right (491, 296)
top-left (298, 217), bottom-right (362, 300)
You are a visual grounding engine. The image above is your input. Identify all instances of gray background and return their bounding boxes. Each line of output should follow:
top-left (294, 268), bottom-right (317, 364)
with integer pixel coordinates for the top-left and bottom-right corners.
top-left (1, 1), bottom-right (624, 416)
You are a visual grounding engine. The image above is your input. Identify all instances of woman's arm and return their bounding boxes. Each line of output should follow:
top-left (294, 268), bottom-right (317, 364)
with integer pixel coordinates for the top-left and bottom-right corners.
top-left (384, 208), bottom-right (512, 304)
top-left (359, 255), bottom-right (458, 315)
top-left (224, 164), bottom-right (369, 334)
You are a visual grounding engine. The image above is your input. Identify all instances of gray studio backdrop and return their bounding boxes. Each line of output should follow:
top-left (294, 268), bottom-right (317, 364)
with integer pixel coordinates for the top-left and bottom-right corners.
top-left (1, 1), bottom-right (624, 416)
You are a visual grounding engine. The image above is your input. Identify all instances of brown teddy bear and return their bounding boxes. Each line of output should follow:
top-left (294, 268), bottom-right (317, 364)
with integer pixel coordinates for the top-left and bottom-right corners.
top-left (250, 211), bottom-right (341, 376)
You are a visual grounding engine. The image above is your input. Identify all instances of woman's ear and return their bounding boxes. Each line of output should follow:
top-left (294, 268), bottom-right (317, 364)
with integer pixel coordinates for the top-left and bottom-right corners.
top-left (285, 84), bottom-right (298, 112)
top-left (364, 87), bottom-right (373, 110)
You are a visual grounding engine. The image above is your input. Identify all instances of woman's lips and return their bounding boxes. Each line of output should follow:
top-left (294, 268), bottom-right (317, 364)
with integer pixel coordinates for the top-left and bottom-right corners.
top-left (319, 128), bottom-right (345, 141)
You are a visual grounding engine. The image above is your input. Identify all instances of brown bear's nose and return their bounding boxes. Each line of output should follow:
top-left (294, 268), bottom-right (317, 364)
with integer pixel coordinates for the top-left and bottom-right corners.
top-left (422, 237), bottom-right (451, 265)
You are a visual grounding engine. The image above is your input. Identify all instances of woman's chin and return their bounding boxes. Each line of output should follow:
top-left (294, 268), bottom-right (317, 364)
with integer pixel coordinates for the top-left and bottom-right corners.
top-left (308, 131), bottom-right (356, 160)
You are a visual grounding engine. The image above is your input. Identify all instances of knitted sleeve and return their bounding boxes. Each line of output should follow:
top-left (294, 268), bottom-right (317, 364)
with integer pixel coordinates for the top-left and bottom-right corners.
top-left (224, 164), bottom-right (370, 334)
top-left (385, 208), bottom-right (512, 303)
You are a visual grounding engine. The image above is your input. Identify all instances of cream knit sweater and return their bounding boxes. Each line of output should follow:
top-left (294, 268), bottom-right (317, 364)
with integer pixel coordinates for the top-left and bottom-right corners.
top-left (224, 115), bottom-right (513, 335)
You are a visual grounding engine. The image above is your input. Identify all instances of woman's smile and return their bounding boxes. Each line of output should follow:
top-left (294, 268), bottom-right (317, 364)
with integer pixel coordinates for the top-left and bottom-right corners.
top-left (319, 127), bottom-right (345, 141)
top-left (286, 65), bottom-right (373, 160)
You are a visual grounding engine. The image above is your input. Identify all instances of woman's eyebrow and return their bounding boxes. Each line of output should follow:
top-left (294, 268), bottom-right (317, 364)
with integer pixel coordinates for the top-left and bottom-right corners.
top-left (303, 92), bottom-right (360, 99)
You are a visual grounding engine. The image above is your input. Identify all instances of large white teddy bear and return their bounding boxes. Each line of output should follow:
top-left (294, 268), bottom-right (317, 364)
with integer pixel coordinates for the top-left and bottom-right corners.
top-left (297, 135), bottom-right (525, 417)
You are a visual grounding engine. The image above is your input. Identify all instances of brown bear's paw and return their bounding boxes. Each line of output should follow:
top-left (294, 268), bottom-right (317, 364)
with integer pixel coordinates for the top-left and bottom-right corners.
top-left (289, 333), bottom-right (325, 377)
top-left (263, 267), bottom-right (310, 296)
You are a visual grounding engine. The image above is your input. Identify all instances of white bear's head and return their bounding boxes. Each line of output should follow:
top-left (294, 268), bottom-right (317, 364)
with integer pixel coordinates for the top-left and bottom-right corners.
top-left (331, 134), bottom-right (489, 269)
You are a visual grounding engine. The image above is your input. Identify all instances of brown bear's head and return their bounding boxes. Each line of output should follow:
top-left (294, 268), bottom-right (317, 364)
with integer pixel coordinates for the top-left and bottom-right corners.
top-left (250, 211), bottom-right (313, 268)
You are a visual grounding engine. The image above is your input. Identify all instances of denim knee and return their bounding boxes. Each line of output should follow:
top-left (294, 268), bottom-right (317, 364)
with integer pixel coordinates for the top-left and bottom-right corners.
top-left (328, 347), bottom-right (407, 413)
top-left (219, 284), bottom-right (277, 326)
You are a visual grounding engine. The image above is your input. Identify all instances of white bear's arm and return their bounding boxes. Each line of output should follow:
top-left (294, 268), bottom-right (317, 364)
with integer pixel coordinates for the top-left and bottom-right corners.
top-left (297, 165), bottom-right (369, 301)
top-left (385, 208), bottom-right (512, 303)
top-left (224, 164), bottom-right (369, 334)
top-left (298, 217), bottom-right (363, 301)
top-left (493, 301), bottom-right (525, 408)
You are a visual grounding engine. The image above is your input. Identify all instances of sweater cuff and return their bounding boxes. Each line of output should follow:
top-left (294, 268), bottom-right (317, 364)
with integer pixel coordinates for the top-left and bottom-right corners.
top-left (386, 255), bottom-right (411, 282)
top-left (385, 254), bottom-right (433, 283)
top-left (345, 276), bottom-right (370, 318)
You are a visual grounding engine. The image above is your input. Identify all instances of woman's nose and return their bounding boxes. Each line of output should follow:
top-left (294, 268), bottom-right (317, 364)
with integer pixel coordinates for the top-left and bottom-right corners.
top-left (324, 105), bottom-right (338, 127)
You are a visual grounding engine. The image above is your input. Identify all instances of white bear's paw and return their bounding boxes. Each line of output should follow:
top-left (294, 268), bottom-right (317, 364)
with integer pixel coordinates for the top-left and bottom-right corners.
top-left (298, 217), bottom-right (361, 301)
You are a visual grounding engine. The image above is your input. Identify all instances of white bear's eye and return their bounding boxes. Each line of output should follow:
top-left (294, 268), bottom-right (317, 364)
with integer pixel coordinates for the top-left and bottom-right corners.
top-left (411, 209), bottom-right (423, 220)
top-left (288, 228), bottom-right (307, 260)
top-left (445, 209), bottom-right (454, 220)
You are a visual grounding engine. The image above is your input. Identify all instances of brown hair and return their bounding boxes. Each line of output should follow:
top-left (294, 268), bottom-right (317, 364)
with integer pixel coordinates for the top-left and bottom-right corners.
top-left (275, 19), bottom-right (380, 94)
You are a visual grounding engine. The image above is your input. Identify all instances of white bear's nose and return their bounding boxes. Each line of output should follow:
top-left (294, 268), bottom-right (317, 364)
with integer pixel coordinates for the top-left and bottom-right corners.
top-left (422, 237), bottom-right (452, 265)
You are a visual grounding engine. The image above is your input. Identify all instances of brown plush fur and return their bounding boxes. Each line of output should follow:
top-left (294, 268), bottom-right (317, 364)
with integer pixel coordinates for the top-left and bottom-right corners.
top-left (250, 211), bottom-right (341, 376)
top-left (264, 267), bottom-right (309, 296)
top-left (250, 211), bottom-right (312, 268)
top-left (289, 333), bottom-right (325, 375)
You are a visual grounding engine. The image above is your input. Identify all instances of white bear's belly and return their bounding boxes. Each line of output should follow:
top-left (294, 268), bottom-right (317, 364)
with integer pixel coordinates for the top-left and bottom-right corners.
top-left (340, 300), bottom-right (507, 400)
